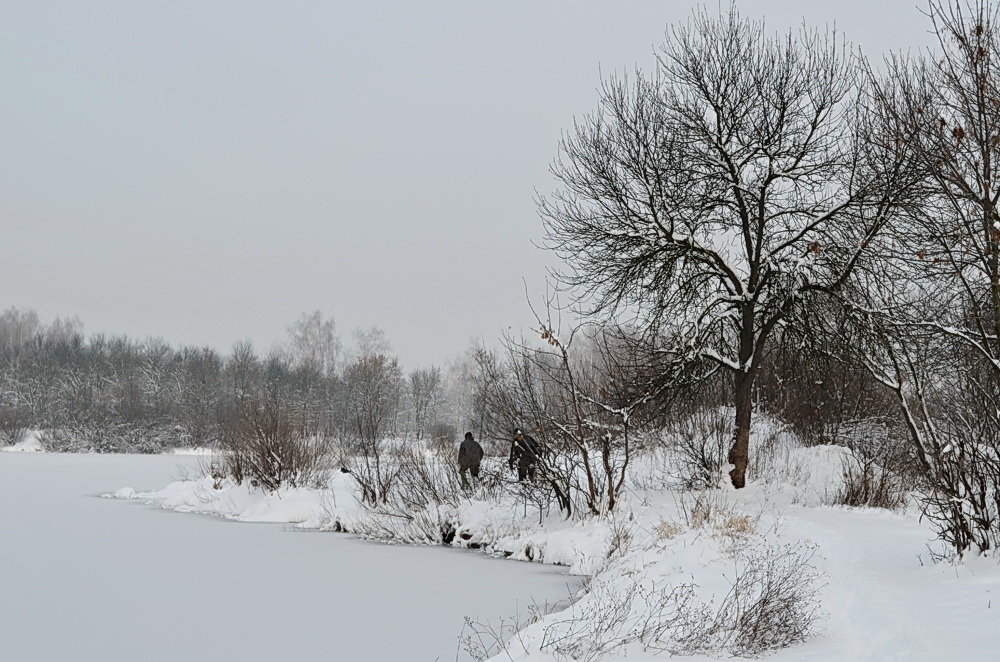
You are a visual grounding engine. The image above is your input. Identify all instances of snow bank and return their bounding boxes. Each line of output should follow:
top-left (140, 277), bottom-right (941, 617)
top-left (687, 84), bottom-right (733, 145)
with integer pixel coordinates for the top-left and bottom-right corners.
top-left (1, 429), bottom-right (45, 452)
top-left (110, 476), bottom-right (336, 529)
top-left (168, 446), bottom-right (215, 456)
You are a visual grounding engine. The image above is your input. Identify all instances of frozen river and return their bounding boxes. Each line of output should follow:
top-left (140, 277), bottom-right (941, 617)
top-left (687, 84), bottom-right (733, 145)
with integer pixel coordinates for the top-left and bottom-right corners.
top-left (0, 453), bottom-right (575, 661)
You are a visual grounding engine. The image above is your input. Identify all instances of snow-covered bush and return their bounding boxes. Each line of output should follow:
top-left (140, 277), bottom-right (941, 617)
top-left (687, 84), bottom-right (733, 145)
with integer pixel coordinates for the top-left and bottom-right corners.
top-left (336, 437), bottom-right (401, 506)
top-left (470, 540), bottom-right (821, 661)
top-left (642, 411), bottom-right (817, 493)
top-left (750, 422), bottom-right (813, 488)
top-left (717, 544), bottom-right (823, 656)
top-left (917, 407), bottom-right (1000, 557)
top-left (473, 321), bottom-right (661, 517)
top-left (44, 423), bottom-right (183, 453)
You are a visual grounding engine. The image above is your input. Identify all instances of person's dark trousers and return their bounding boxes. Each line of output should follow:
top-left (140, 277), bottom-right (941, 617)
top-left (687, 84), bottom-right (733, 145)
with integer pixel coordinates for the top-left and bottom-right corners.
top-left (461, 465), bottom-right (481, 488)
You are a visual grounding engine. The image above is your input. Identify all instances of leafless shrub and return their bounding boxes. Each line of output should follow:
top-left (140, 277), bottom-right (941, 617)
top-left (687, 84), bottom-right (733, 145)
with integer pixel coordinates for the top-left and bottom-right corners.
top-left (0, 406), bottom-right (30, 445)
top-left (44, 423), bottom-right (178, 453)
top-left (835, 418), bottom-right (919, 480)
top-left (474, 313), bottom-right (662, 517)
top-left (917, 404), bottom-right (1000, 557)
top-left (626, 446), bottom-right (676, 492)
top-left (459, 600), bottom-right (565, 662)
top-left (750, 424), bottom-right (812, 489)
top-left (604, 516), bottom-right (636, 562)
top-left (484, 542), bottom-right (821, 660)
top-left (538, 581), bottom-right (642, 662)
top-left (338, 437), bottom-right (399, 506)
top-left (348, 447), bottom-right (467, 544)
top-left (654, 544), bottom-right (821, 656)
top-left (664, 412), bottom-right (814, 491)
top-left (669, 409), bottom-right (730, 489)
top-left (351, 502), bottom-right (459, 545)
top-left (219, 397), bottom-right (330, 491)
top-left (833, 443), bottom-right (907, 509)
top-left (459, 613), bottom-right (526, 662)
top-left (852, 311), bottom-right (1000, 554)
top-left (717, 544), bottom-right (823, 656)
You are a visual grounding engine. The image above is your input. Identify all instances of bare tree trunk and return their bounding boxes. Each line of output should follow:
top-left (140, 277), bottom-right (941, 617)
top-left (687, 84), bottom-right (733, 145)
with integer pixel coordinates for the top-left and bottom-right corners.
top-left (729, 369), bottom-right (753, 488)
top-left (729, 302), bottom-right (757, 488)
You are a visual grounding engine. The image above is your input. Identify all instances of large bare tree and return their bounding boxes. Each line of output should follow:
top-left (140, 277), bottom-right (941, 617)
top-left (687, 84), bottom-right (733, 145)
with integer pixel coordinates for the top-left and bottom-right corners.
top-left (540, 8), bottom-right (909, 487)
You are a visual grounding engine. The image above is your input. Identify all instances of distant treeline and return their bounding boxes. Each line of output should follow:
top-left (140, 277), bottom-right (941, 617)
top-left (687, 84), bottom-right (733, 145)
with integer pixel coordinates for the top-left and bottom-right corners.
top-left (0, 308), bottom-right (475, 452)
top-left (0, 303), bottom-right (906, 454)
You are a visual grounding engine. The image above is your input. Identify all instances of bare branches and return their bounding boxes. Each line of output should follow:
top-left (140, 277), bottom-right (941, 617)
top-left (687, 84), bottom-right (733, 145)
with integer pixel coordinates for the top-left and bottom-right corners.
top-left (473, 302), bottom-right (661, 516)
top-left (867, 1), bottom-right (1000, 368)
top-left (540, 6), bottom-right (913, 488)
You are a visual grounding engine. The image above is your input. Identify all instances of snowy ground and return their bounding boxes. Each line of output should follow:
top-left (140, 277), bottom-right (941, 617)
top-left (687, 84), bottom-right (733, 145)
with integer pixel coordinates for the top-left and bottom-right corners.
top-left (0, 453), bottom-right (576, 662)
top-left (110, 435), bottom-right (1000, 662)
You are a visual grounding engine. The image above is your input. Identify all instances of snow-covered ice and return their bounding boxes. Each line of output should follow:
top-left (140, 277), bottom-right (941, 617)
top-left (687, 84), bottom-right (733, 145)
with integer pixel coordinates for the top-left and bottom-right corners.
top-left (0, 453), bottom-right (575, 662)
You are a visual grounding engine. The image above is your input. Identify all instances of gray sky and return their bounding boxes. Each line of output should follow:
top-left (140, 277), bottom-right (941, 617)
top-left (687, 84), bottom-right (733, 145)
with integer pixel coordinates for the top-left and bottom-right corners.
top-left (1, 1), bottom-right (933, 366)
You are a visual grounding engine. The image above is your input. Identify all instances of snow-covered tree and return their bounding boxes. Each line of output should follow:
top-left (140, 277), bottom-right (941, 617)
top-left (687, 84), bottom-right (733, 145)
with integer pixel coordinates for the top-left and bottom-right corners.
top-left (408, 366), bottom-right (441, 440)
top-left (540, 7), bottom-right (911, 487)
top-left (287, 311), bottom-right (340, 377)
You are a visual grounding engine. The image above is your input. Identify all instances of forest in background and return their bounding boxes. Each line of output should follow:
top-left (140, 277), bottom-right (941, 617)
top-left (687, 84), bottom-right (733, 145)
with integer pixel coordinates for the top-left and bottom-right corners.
top-left (0, 308), bottom-right (476, 453)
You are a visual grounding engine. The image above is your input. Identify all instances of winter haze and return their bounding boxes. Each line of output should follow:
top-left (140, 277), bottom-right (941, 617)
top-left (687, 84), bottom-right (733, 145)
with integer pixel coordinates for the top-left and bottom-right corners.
top-left (2, 0), bottom-right (931, 364)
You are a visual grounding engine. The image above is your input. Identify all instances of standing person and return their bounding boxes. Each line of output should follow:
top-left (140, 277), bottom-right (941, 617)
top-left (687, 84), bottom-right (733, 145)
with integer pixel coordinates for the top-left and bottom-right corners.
top-left (457, 431), bottom-right (484, 489)
top-left (509, 428), bottom-right (540, 481)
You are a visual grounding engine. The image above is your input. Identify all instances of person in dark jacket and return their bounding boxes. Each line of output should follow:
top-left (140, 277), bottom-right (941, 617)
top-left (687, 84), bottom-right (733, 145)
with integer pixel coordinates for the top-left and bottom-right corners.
top-left (509, 428), bottom-right (541, 481)
top-left (458, 431), bottom-right (484, 488)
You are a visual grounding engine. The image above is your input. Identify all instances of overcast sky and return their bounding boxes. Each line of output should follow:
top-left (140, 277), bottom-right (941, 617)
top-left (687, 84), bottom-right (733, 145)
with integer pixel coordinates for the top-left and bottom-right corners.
top-left (1, 1), bottom-right (935, 366)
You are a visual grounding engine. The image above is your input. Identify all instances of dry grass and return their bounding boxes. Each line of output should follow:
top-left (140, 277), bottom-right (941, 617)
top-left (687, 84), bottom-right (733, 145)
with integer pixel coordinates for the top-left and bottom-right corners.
top-left (720, 513), bottom-right (759, 536)
top-left (676, 492), bottom-right (760, 547)
top-left (654, 519), bottom-right (684, 540)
